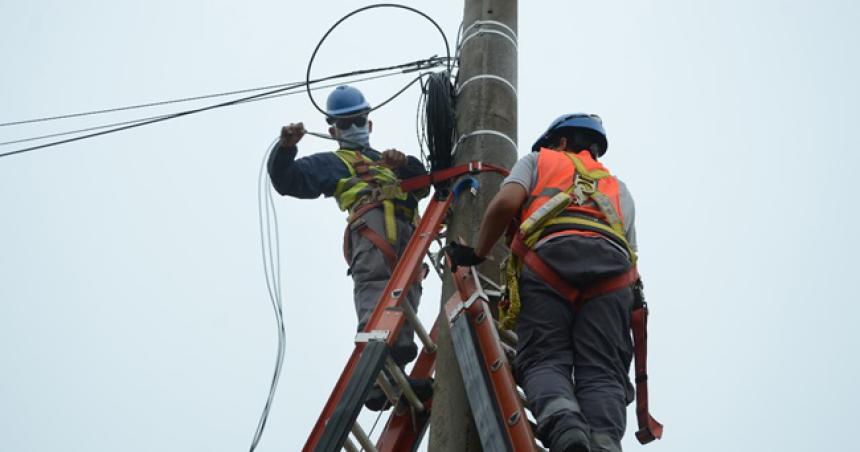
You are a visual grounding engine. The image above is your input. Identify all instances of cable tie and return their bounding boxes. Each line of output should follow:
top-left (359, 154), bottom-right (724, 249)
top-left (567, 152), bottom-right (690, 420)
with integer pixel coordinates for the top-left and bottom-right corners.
top-left (451, 129), bottom-right (517, 155)
top-left (461, 20), bottom-right (518, 42)
top-left (460, 29), bottom-right (518, 51)
top-left (456, 74), bottom-right (517, 97)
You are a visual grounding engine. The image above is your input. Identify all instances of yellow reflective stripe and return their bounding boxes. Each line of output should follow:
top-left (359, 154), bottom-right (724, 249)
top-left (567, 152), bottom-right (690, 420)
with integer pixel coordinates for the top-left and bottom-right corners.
top-left (590, 191), bottom-right (624, 235)
top-left (333, 150), bottom-right (358, 177)
top-left (383, 200), bottom-right (397, 244)
top-left (537, 216), bottom-right (637, 265)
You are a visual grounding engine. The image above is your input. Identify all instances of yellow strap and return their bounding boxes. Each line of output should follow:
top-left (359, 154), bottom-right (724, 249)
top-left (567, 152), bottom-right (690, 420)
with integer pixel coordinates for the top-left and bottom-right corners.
top-left (383, 200), bottom-right (397, 244)
top-left (333, 150), bottom-right (358, 177)
top-left (499, 254), bottom-right (523, 330)
top-left (564, 152), bottom-right (610, 181)
top-left (536, 216), bottom-right (637, 265)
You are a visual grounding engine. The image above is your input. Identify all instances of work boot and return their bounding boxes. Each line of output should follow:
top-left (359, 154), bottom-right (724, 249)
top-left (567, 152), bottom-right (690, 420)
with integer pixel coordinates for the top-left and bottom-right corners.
top-left (404, 377), bottom-right (434, 403)
top-left (552, 427), bottom-right (591, 452)
top-left (363, 377), bottom-right (434, 412)
top-left (391, 342), bottom-right (418, 366)
top-left (364, 385), bottom-right (391, 412)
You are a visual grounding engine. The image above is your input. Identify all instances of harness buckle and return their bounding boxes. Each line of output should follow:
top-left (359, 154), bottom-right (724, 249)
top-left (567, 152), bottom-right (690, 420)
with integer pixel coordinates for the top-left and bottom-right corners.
top-left (468, 161), bottom-right (483, 174)
top-left (572, 173), bottom-right (597, 205)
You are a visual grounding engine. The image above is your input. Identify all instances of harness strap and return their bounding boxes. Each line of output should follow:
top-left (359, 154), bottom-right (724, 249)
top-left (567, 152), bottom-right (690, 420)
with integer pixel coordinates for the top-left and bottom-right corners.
top-left (512, 236), bottom-right (639, 306)
top-left (342, 204), bottom-right (425, 286)
top-left (510, 235), bottom-right (660, 444)
top-left (632, 304), bottom-right (664, 444)
top-left (343, 203), bottom-right (398, 270)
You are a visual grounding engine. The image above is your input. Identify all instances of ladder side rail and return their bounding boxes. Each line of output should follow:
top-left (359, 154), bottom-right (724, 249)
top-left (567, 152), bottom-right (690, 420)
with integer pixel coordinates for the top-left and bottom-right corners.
top-left (313, 341), bottom-right (389, 452)
top-left (303, 346), bottom-right (364, 452)
top-left (444, 270), bottom-right (512, 452)
top-left (363, 193), bottom-right (453, 350)
top-left (449, 267), bottom-right (537, 451)
top-left (463, 298), bottom-right (535, 450)
top-left (303, 194), bottom-right (452, 451)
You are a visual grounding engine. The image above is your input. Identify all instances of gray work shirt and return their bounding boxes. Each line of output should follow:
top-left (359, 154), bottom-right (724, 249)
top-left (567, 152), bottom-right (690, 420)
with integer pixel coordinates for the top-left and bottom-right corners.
top-left (503, 152), bottom-right (637, 252)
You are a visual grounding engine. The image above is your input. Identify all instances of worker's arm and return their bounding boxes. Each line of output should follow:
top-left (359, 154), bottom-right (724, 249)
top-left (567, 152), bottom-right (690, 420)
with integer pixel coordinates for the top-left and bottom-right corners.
top-left (474, 183), bottom-right (529, 257)
top-left (617, 179), bottom-right (638, 252)
top-left (267, 122), bottom-right (350, 198)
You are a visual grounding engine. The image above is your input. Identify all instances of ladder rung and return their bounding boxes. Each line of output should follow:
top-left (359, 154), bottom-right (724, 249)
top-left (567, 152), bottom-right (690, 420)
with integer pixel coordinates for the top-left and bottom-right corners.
top-left (343, 436), bottom-right (360, 452)
top-left (376, 374), bottom-right (400, 406)
top-left (401, 301), bottom-right (436, 352)
top-left (385, 358), bottom-right (425, 412)
top-left (351, 424), bottom-right (378, 452)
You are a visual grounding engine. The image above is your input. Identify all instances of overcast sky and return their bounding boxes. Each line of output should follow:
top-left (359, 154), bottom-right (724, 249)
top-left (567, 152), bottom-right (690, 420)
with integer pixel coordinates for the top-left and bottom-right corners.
top-left (2, 1), bottom-right (859, 451)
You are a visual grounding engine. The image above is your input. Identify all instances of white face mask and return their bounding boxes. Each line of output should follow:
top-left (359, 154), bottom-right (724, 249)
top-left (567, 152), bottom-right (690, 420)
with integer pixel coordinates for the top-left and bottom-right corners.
top-left (336, 124), bottom-right (370, 150)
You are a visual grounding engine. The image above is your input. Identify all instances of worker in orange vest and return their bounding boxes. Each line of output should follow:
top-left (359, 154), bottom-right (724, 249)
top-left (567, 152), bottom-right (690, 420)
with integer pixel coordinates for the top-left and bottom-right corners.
top-left (450, 114), bottom-right (638, 452)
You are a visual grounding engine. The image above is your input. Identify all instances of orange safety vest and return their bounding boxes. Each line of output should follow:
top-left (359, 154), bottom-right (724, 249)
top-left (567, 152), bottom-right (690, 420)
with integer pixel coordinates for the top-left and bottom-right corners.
top-left (520, 148), bottom-right (627, 248)
top-left (503, 148), bottom-right (663, 444)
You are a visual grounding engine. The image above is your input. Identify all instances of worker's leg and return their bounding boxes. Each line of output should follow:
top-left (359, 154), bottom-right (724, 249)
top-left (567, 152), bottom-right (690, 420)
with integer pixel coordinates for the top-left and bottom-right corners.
top-left (349, 208), bottom-right (419, 367)
top-left (515, 268), bottom-right (589, 449)
top-left (573, 288), bottom-right (633, 450)
top-left (535, 235), bottom-right (634, 449)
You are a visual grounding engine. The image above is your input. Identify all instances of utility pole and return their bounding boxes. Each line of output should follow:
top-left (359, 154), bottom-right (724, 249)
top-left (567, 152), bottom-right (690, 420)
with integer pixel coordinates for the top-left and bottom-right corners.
top-left (429, 0), bottom-right (517, 450)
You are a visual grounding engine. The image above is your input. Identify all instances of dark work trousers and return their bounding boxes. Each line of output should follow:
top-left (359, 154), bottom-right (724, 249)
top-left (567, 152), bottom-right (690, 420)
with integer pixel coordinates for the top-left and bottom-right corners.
top-left (514, 234), bottom-right (635, 451)
top-left (347, 207), bottom-right (421, 367)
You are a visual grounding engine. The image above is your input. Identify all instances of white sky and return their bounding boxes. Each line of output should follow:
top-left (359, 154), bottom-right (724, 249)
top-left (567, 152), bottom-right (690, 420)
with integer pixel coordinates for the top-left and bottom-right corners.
top-left (2, 1), bottom-right (859, 451)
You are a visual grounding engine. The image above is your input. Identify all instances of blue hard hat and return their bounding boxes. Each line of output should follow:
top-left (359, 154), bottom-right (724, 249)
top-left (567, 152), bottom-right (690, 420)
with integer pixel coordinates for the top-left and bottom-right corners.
top-left (531, 113), bottom-right (609, 156)
top-left (326, 85), bottom-right (371, 117)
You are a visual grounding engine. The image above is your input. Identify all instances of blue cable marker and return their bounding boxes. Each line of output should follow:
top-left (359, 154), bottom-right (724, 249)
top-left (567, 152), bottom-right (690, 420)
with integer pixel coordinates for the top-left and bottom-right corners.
top-left (453, 176), bottom-right (480, 200)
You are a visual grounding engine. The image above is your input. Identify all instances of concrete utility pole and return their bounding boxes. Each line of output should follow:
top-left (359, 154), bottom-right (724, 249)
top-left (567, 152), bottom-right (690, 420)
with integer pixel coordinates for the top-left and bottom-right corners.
top-left (429, 0), bottom-right (517, 450)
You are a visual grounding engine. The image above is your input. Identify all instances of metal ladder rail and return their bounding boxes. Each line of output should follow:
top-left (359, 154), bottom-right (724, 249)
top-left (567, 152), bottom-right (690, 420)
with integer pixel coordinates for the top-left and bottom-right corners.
top-left (303, 193), bottom-right (453, 452)
top-left (444, 265), bottom-right (537, 451)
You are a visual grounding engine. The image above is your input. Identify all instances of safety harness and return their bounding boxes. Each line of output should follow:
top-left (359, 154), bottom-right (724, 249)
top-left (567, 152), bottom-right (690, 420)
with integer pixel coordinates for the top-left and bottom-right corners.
top-left (334, 149), bottom-right (412, 258)
top-left (501, 149), bottom-right (663, 444)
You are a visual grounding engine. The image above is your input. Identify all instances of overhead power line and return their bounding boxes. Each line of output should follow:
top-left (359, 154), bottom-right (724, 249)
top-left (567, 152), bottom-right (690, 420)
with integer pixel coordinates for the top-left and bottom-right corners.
top-left (0, 82), bottom-right (301, 128)
top-left (0, 56), bottom-right (450, 159)
top-left (0, 72), bottom-right (407, 148)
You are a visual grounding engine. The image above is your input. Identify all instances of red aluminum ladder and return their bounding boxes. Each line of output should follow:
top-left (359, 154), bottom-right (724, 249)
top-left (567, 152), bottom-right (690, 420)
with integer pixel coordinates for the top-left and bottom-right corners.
top-left (301, 162), bottom-right (545, 452)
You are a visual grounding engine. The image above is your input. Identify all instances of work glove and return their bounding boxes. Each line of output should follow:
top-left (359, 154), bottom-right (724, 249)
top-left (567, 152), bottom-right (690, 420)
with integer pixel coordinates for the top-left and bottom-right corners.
top-left (380, 148), bottom-right (406, 169)
top-left (446, 242), bottom-right (486, 272)
top-left (279, 122), bottom-right (305, 148)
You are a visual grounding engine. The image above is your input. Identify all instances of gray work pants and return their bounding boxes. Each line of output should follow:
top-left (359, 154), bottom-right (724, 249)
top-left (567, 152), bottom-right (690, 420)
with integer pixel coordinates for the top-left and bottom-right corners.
top-left (514, 234), bottom-right (634, 451)
top-left (347, 207), bottom-right (421, 367)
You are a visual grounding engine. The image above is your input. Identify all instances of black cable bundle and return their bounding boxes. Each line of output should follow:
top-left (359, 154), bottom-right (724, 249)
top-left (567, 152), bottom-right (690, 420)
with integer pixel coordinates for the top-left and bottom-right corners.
top-left (423, 71), bottom-right (455, 172)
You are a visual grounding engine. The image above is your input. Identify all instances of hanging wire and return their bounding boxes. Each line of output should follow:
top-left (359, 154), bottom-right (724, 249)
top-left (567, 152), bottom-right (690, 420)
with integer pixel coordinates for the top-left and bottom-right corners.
top-left (0, 72), bottom-right (405, 148)
top-left (0, 56), bottom-right (447, 159)
top-left (249, 139), bottom-right (286, 452)
top-left (305, 3), bottom-right (452, 119)
top-left (0, 81), bottom-right (303, 128)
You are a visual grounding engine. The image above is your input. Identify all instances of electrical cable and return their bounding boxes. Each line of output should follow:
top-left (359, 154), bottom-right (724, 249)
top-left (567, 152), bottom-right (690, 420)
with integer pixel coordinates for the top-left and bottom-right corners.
top-left (423, 71), bottom-right (456, 172)
top-left (359, 410), bottom-right (386, 452)
top-left (305, 3), bottom-right (451, 119)
top-left (0, 56), bottom-right (447, 159)
top-left (0, 72), bottom-right (406, 148)
top-left (0, 81), bottom-right (304, 128)
top-left (250, 139), bottom-right (286, 452)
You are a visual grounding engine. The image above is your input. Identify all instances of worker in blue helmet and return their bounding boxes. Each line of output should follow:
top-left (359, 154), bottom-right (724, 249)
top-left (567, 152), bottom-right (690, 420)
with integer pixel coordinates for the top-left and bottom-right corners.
top-left (450, 114), bottom-right (649, 452)
top-left (267, 85), bottom-right (433, 411)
